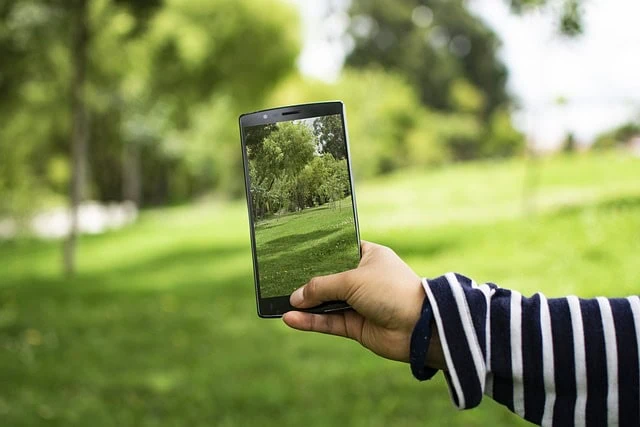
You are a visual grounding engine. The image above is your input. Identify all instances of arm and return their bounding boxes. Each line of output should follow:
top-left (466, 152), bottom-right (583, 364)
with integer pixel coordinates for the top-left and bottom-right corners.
top-left (425, 273), bottom-right (640, 426)
top-left (284, 242), bottom-right (640, 426)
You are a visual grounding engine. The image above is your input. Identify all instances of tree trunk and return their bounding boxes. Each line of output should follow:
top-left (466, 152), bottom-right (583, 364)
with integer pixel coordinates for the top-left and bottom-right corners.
top-left (63, 0), bottom-right (89, 277)
top-left (522, 145), bottom-right (539, 217)
top-left (122, 142), bottom-right (142, 206)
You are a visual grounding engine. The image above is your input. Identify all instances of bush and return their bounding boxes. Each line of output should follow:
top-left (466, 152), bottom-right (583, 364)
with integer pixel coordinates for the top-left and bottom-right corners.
top-left (592, 122), bottom-right (640, 150)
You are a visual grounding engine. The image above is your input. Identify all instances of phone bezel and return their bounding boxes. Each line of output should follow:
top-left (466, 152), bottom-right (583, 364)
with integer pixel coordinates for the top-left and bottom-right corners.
top-left (239, 101), bottom-right (361, 318)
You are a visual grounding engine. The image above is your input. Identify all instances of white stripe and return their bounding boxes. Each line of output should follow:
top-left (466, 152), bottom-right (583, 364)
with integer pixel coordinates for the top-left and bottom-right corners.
top-left (479, 283), bottom-right (495, 397)
top-left (597, 297), bottom-right (618, 426)
top-left (473, 279), bottom-right (497, 397)
top-left (567, 296), bottom-right (587, 427)
top-left (511, 291), bottom-right (525, 417)
top-left (539, 294), bottom-right (556, 427)
top-left (485, 373), bottom-right (494, 398)
top-left (446, 273), bottom-right (487, 391)
top-left (422, 278), bottom-right (466, 408)
top-left (627, 296), bottom-right (640, 424)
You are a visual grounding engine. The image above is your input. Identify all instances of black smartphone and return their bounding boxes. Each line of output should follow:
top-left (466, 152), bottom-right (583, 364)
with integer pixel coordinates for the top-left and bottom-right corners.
top-left (239, 101), bottom-right (361, 318)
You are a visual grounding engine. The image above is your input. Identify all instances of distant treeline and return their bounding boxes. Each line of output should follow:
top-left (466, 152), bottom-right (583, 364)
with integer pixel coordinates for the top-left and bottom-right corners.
top-left (0, 0), bottom-right (587, 218)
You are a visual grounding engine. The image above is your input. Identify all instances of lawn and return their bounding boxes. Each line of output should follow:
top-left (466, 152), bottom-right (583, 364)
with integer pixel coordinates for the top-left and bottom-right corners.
top-left (0, 152), bottom-right (639, 426)
top-left (254, 199), bottom-right (359, 298)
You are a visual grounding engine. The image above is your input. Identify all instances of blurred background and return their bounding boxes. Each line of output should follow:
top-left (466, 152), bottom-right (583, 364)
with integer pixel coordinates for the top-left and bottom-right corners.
top-left (1, 0), bottom-right (639, 425)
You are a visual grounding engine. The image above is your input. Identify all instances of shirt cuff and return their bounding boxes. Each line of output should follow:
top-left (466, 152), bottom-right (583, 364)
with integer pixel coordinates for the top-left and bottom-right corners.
top-left (409, 293), bottom-right (439, 381)
top-left (422, 274), bottom-right (490, 410)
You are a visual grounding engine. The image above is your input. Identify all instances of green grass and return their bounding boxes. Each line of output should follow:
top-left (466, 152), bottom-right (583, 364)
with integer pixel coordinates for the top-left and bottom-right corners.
top-left (0, 152), bottom-right (639, 426)
top-left (254, 199), bottom-right (359, 298)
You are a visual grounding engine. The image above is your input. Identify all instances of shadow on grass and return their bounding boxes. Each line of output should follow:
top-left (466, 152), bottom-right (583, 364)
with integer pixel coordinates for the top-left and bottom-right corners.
top-left (258, 227), bottom-right (339, 254)
top-left (259, 227), bottom-right (359, 298)
top-left (1, 242), bottom-right (251, 297)
top-left (551, 194), bottom-right (640, 218)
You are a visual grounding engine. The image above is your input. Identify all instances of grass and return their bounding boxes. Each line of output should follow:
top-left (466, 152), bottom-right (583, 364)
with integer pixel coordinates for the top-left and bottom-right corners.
top-left (0, 152), bottom-right (639, 426)
top-left (254, 199), bottom-right (359, 298)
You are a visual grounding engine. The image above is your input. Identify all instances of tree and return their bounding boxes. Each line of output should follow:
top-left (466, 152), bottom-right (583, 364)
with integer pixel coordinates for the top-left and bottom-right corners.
top-left (248, 122), bottom-right (316, 217)
top-left (592, 122), bottom-right (640, 150)
top-left (64, 0), bottom-right (90, 277)
top-left (0, 0), bottom-right (300, 275)
top-left (562, 132), bottom-right (577, 153)
top-left (508, 0), bottom-right (584, 36)
top-left (313, 115), bottom-right (347, 160)
top-left (346, 0), bottom-right (509, 117)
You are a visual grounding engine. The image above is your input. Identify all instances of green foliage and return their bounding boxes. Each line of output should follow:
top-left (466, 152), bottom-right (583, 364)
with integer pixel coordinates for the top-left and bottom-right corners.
top-left (559, 0), bottom-right (583, 36)
top-left (313, 115), bottom-right (347, 160)
top-left (248, 122), bottom-right (316, 217)
top-left (0, 0), bottom-right (300, 210)
top-left (247, 121), bottom-right (352, 219)
top-left (346, 0), bottom-right (509, 116)
top-left (271, 69), bottom-right (524, 174)
top-left (271, 70), bottom-right (425, 177)
top-left (562, 132), bottom-right (577, 153)
top-left (509, 0), bottom-right (584, 36)
top-left (592, 122), bottom-right (640, 150)
top-left (448, 79), bottom-right (485, 114)
top-left (1, 153), bottom-right (638, 425)
top-left (482, 108), bottom-right (526, 158)
top-left (0, 0), bottom-right (533, 211)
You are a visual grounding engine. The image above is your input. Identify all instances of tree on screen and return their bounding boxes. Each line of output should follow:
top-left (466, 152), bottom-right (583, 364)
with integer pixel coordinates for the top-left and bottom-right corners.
top-left (313, 115), bottom-right (347, 160)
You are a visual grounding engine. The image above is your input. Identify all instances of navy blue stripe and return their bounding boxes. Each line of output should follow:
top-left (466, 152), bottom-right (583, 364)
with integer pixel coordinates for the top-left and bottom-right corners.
top-left (549, 298), bottom-right (576, 426)
top-left (429, 276), bottom-right (483, 407)
top-left (489, 288), bottom-right (514, 412)
top-left (455, 273), bottom-right (488, 357)
top-left (521, 294), bottom-right (545, 425)
top-left (580, 299), bottom-right (607, 427)
top-left (610, 298), bottom-right (639, 427)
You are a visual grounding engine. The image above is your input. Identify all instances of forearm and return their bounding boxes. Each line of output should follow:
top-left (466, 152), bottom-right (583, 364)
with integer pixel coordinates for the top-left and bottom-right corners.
top-left (415, 273), bottom-right (640, 426)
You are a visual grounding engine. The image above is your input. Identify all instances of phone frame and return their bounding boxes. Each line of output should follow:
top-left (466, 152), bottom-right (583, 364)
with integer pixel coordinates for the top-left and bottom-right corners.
top-left (239, 101), bottom-right (361, 318)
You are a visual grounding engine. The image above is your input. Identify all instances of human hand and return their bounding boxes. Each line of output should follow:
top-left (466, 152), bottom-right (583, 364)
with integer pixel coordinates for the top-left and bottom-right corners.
top-left (283, 241), bottom-right (444, 369)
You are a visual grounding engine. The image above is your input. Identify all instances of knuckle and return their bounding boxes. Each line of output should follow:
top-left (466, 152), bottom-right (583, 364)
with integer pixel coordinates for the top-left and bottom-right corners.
top-left (323, 314), bottom-right (333, 332)
top-left (309, 313), bottom-right (317, 331)
top-left (305, 278), bottom-right (319, 299)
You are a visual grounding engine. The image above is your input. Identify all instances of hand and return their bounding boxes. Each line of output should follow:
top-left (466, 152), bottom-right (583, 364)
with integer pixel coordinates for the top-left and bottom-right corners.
top-left (283, 241), bottom-right (444, 369)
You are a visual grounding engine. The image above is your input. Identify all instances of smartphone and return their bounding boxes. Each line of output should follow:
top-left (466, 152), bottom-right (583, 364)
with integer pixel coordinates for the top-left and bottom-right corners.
top-left (239, 101), bottom-right (361, 318)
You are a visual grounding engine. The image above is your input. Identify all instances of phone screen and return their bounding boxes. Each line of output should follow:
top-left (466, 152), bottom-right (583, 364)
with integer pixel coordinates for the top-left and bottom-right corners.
top-left (241, 108), bottom-right (360, 306)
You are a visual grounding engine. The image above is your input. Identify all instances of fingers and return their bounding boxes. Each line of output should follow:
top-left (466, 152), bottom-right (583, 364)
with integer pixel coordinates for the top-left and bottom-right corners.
top-left (290, 270), bottom-right (354, 309)
top-left (282, 310), bottom-right (364, 341)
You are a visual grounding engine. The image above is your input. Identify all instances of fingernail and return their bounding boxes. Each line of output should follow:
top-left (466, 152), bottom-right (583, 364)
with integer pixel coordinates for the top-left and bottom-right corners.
top-left (290, 286), bottom-right (304, 306)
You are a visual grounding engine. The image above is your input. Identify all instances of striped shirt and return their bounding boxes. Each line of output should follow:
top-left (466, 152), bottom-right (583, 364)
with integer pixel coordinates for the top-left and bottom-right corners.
top-left (419, 273), bottom-right (640, 426)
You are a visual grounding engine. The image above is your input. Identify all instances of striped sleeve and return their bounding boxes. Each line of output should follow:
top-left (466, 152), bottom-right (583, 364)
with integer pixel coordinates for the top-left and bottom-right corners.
top-left (421, 273), bottom-right (640, 426)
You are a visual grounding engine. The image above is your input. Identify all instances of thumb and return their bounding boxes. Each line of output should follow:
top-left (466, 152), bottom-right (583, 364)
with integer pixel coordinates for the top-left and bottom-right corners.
top-left (290, 270), bottom-right (354, 309)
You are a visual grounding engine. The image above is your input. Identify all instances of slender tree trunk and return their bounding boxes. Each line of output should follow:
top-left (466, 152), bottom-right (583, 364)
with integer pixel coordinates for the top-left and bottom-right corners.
top-left (522, 145), bottom-right (539, 217)
top-left (64, 0), bottom-right (89, 277)
top-left (122, 142), bottom-right (142, 206)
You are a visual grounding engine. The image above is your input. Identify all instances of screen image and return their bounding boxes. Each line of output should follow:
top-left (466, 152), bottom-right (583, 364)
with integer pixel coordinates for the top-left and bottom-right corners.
top-left (244, 114), bottom-right (360, 298)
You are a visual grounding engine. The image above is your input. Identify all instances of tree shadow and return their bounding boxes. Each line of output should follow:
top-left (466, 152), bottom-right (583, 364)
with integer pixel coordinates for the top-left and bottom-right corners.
top-left (386, 238), bottom-right (457, 259)
top-left (550, 194), bottom-right (640, 218)
top-left (257, 227), bottom-right (339, 254)
top-left (1, 242), bottom-right (251, 298)
top-left (258, 227), bottom-right (359, 298)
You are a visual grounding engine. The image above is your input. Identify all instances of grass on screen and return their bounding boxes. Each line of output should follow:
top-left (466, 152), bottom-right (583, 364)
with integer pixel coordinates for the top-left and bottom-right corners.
top-left (254, 198), bottom-right (359, 298)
